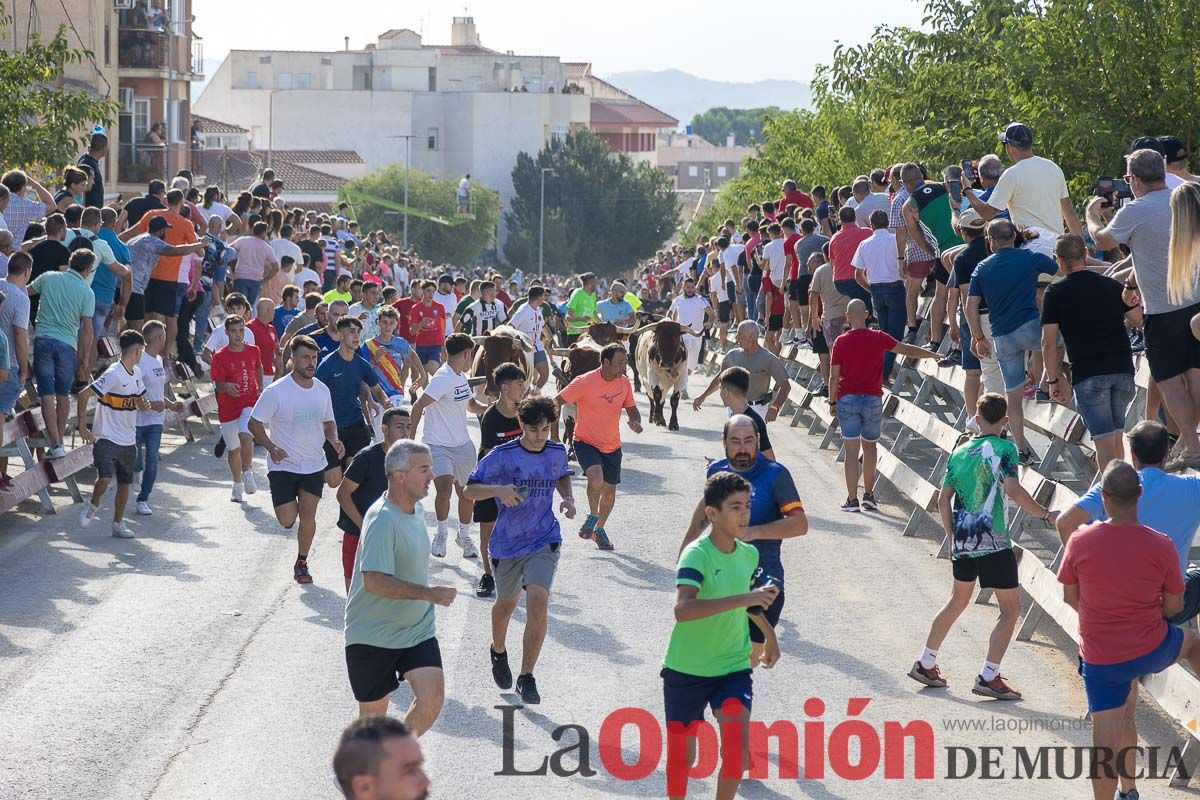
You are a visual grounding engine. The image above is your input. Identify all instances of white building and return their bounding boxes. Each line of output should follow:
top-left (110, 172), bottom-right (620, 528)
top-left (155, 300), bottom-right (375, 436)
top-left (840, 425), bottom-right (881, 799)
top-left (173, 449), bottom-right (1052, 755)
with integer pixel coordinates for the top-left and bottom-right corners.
top-left (194, 17), bottom-right (590, 244)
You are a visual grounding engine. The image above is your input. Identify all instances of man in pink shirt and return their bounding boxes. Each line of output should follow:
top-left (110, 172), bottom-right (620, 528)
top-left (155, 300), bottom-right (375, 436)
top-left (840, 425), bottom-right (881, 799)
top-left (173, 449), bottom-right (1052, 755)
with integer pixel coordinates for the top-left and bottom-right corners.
top-left (828, 206), bottom-right (873, 314)
top-left (229, 221), bottom-right (280, 308)
top-left (1059, 460), bottom-right (1200, 800)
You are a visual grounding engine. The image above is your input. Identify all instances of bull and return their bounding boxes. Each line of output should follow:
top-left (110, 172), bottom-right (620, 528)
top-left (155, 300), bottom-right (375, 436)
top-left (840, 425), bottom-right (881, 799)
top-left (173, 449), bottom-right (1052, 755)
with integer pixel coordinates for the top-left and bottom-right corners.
top-left (634, 320), bottom-right (687, 430)
top-left (470, 325), bottom-right (536, 403)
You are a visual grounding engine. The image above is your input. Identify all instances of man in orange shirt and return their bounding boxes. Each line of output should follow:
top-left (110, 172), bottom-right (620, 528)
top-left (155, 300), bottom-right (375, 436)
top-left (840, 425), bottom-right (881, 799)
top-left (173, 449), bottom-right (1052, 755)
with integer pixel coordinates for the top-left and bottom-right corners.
top-left (556, 343), bottom-right (642, 551)
top-left (120, 188), bottom-right (200, 359)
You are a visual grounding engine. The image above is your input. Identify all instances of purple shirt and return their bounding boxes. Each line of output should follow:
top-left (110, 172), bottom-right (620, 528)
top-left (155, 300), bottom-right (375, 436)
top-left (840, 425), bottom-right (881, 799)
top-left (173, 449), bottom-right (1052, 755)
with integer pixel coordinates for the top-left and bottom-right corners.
top-left (468, 439), bottom-right (573, 559)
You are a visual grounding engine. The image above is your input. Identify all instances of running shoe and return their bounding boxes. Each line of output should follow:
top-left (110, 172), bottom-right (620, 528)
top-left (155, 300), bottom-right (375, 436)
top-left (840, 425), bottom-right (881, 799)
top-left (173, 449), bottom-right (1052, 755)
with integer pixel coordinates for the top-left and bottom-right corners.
top-left (1034, 389), bottom-right (1052, 403)
top-left (47, 445), bottom-right (67, 459)
top-left (111, 521), bottom-right (135, 539)
top-left (1118, 789), bottom-right (1140, 800)
top-left (861, 492), bottom-right (878, 511)
top-left (243, 471), bottom-right (258, 495)
top-left (924, 340), bottom-right (941, 353)
top-left (136, 501), bottom-right (153, 516)
top-left (593, 528), bottom-right (614, 551)
top-left (456, 529), bottom-right (479, 558)
top-left (841, 498), bottom-right (860, 513)
top-left (214, 438), bottom-right (226, 458)
top-left (1018, 449), bottom-right (1037, 467)
top-left (293, 558), bottom-right (313, 585)
top-left (516, 673), bottom-right (541, 705)
top-left (937, 353), bottom-right (961, 368)
top-left (579, 513), bottom-right (598, 540)
top-left (476, 573), bottom-right (496, 598)
top-left (1166, 449), bottom-right (1200, 473)
top-left (1128, 329), bottom-right (1145, 353)
top-left (231, 482), bottom-right (244, 503)
top-left (490, 646), bottom-right (513, 690)
top-left (907, 661), bottom-right (947, 688)
top-left (79, 502), bottom-right (97, 528)
top-left (971, 674), bottom-right (1022, 700)
top-left (431, 528), bottom-right (448, 558)
top-left (814, 385), bottom-right (828, 397)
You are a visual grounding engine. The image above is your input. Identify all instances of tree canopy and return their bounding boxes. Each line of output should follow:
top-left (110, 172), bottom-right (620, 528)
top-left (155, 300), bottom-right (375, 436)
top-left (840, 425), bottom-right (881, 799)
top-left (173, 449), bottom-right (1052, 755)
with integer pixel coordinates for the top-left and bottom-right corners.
top-left (503, 130), bottom-right (678, 277)
top-left (341, 166), bottom-right (500, 266)
top-left (0, 5), bottom-right (118, 170)
top-left (690, 107), bottom-right (779, 147)
top-left (690, 0), bottom-right (1200, 237)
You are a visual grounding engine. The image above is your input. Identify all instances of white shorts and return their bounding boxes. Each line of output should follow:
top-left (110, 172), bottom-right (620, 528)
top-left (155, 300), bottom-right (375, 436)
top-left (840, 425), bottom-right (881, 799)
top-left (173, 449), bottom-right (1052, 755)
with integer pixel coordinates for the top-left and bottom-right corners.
top-left (684, 333), bottom-right (702, 373)
top-left (220, 407), bottom-right (254, 451)
top-left (429, 440), bottom-right (477, 486)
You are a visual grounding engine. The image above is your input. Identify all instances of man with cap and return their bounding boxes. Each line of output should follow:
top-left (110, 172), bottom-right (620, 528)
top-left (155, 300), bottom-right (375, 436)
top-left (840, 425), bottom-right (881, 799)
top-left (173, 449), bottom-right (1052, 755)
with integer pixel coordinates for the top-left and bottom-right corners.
top-left (1159, 136), bottom-right (1200, 189)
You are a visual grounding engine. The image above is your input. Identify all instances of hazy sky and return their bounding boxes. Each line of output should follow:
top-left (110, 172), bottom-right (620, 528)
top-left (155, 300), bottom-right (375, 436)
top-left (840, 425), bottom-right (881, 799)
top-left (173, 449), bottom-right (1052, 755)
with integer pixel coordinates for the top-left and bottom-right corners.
top-left (193, 0), bottom-right (927, 84)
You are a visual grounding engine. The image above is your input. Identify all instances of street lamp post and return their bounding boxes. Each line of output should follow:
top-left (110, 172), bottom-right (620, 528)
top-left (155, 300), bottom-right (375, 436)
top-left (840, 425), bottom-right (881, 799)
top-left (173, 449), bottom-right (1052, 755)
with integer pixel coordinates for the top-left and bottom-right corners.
top-left (387, 134), bottom-right (418, 249)
top-left (539, 167), bottom-right (553, 277)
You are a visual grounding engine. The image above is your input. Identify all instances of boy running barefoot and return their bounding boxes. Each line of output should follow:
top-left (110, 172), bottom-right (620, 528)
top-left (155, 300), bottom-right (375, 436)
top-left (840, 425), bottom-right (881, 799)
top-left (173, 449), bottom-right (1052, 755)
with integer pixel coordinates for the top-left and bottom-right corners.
top-left (662, 472), bottom-right (780, 800)
top-left (908, 393), bottom-right (1057, 699)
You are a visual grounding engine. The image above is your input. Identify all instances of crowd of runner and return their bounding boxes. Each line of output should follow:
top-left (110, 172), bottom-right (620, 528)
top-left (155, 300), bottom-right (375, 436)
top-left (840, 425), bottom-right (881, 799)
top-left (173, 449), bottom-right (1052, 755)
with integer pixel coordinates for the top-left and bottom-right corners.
top-left (6, 120), bottom-right (1200, 799)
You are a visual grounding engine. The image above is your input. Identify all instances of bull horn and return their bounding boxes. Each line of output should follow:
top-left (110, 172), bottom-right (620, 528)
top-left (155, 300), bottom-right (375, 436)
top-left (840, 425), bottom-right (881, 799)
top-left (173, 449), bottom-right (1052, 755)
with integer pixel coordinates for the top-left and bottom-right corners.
top-left (622, 321), bottom-right (660, 337)
top-left (472, 336), bottom-right (488, 345)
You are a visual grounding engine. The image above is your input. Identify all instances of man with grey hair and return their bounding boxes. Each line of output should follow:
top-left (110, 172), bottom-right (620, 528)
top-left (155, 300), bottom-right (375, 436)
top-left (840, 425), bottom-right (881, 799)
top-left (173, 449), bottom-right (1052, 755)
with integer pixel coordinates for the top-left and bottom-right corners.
top-left (969, 155), bottom-right (1008, 219)
top-left (693, 319), bottom-right (790, 420)
top-left (345, 438), bottom-right (457, 731)
top-left (1088, 148), bottom-right (1200, 471)
top-left (852, 176), bottom-right (890, 228)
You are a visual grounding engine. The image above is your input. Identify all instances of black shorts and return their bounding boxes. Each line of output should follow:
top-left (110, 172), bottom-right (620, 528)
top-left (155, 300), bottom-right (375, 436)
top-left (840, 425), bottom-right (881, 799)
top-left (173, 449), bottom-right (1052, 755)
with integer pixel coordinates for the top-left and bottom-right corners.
top-left (1145, 302), bottom-right (1200, 382)
top-left (810, 326), bottom-right (829, 355)
top-left (93, 438), bottom-right (136, 484)
top-left (932, 263), bottom-right (951, 285)
top-left (574, 440), bottom-right (622, 485)
top-left (268, 468), bottom-right (326, 507)
top-left (345, 637), bottom-right (442, 703)
top-left (726, 280), bottom-right (738, 302)
top-left (952, 548), bottom-right (1019, 590)
top-left (473, 497), bottom-right (499, 523)
top-left (749, 585), bottom-right (785, 643)
top-left (788, 274), bottom-right (812, 302)
top-left (717, 300), bottom-right (732, 324)
top-left (661, 667), bottom-right (752, 725)
top-left (126, 292), bottom-right (146, 321)
top-left (145, 278), bottom-right (185, 318)
top-left (328, 421), bottom-right (371, 469)
top-left (767, 313), bottom-right (784, 332)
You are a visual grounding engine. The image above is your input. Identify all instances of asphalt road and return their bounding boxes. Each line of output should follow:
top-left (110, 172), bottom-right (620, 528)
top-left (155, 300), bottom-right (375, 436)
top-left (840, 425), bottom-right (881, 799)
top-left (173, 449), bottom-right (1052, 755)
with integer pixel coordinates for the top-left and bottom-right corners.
top-left (0, 371), bottom-right (1194, 799)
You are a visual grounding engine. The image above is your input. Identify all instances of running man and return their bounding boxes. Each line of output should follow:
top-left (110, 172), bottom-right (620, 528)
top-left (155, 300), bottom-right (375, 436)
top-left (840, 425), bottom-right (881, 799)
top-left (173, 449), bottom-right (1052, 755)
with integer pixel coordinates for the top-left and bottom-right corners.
top-left (508, 286), bottom-right (550, 388)
top-left (556, 342), bottom-right (642, 551)
top-left (713, 367), bottom-right (774, 460)
top-left (315, 315), bottom-right (390, 476)
top-left (469, 363), bottom-right (526, 597)
top-left (249, 334), bottom-right (343, 585)
top-left (909, 393), bottom-right (1057, 699)
top-left (210, 314), bottom-right (262, 502)
top-left (132, 320), bottom-right (183, 516)
top-left (663, 471), bottom-right (780, 800)
top-left (668, 276), bottom-right (714, 392)
top-left (681, 415), bottom-right (806, 665)
top-left (409, 333), bottom-right (491, 559)
top-left (336, 407), bottom-right (411, 592)
top-left (345, 440), bottom-right (457, 732)
top-left (692, 320), bottom-right (790, 421)
top-left (409, 280), bottom-right (447, 377)
top-left (464, 397), bottom-right (575, 705)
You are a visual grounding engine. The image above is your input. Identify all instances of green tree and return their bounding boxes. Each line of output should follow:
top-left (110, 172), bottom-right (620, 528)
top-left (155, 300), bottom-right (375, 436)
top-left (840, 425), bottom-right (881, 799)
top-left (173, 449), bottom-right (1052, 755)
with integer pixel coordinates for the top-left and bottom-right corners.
top-left (341, 165), bottom-right (500, 266)
top-left (691, 107), bottom-right (780, 147)
top-left (503, 130), bottom-right (677, 277)
top-left (0, 6), bottom-right (118, 169)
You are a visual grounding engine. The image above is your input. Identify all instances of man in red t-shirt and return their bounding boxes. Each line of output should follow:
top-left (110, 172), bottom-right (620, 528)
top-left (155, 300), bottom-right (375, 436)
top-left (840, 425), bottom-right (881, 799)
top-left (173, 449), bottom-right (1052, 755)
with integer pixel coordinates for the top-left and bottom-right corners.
top-left (210, 315), bottom-right (263, 503)
top-left (778, 179), bottom-right (814, 211)
top-left (828, 299), bottom-right (939, 510)
top-left (247, 297), bottom-right (278, 391)
top-left (828, 207), bottom-right (873, 312)
top-left (1058, 460), bottom-right (1200, 800)
top-left (392, 281), bottom-right (420, 342)
top-left (409, 280), bottom-right (447, 376)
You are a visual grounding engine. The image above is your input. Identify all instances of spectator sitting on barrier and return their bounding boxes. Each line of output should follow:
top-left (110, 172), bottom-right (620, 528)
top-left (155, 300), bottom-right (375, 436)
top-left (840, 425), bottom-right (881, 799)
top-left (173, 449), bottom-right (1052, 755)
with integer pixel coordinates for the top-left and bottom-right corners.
top-left (1058, 460), bottom-right (1200, 800)
top-left (1040, 234), bottom-right (1141, 471)
top-left (966, 219), bottom-right (1060, 465)
top-left (828, 298), bottom-right (940, 513)
top-left (909, 392), bottom-right (1057, 698)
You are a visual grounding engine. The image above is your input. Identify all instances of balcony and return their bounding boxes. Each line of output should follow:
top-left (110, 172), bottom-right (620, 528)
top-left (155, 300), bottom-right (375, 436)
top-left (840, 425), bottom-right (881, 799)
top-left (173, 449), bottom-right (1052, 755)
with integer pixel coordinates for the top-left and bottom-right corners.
top-left (118, 143), bottom-right (166, 185)
top-left (118, 29), bottom-right (168, 71)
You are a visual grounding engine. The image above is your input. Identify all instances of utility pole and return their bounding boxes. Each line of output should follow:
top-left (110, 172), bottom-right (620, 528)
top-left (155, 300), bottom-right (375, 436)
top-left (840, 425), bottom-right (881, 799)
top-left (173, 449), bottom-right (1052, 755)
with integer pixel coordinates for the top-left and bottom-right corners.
top-left (386, 134), bottom-right (418, 249)
top-left (539, 167), bottom-right (553, 277)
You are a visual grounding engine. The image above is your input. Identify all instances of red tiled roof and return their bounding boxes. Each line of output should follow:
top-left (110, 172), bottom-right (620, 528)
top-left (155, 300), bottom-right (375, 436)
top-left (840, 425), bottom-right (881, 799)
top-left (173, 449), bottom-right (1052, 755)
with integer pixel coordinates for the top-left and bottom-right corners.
top-left (193, 150), bottom-right (347, 193)
top-left (590, 99), bottom-right (678, 128)
top-left (265, 150), bottom-right (364, 164)
top-left (193, 114), bottom-right (248, 134)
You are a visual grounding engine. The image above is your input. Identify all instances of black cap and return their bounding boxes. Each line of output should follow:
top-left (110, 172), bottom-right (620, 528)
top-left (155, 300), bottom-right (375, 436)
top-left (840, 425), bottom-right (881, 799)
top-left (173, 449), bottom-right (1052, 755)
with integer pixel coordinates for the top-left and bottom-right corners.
top-left (1129, 136), bottom-right (1164, 156)
top-left (1159, 135), bottom-right (1189, 163)
top-left (148, 216), bottom-right (172, 232)
top-left (438, 273), bottom-right (453, 285)
top-left (999, 122), bottom-right (1033, 149)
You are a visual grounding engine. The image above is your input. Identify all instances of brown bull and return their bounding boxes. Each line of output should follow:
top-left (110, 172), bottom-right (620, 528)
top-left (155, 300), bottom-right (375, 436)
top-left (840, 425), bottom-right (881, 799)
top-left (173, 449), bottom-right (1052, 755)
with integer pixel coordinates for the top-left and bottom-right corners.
top-left (469, 325), bottom-right (536, 402)
top-left (635, 320), bottom-right (687, 430)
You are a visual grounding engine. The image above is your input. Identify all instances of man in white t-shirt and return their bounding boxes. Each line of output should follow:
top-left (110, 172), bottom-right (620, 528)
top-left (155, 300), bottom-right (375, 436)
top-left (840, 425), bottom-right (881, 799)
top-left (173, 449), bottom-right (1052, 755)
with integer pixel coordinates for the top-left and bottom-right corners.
top-left (133, 320), bottom-right (182, 516)
top-left (457, 174), bottom-right (471, 214)
top-left (760, 222), bottom-right (789, 352)
top-left (409, 333), bottom-right (491, 559)
top-left (271, 224), bottom-right (304, 281)
top-left (509, 286), bottom-right (549, 388)
top-left (433, 274), bottom-right (459, 336)
top-left (347, 281), bottom-right (383, 340)
top-left (706, 243), bottom-right (732, 348)
top-left (669, 277), bottom-right (714, 387)
top-left (249, 335), bottom-right (342, 586)
top-left (202, 292), bottom-right (254, 363)
top-left (77, 330), bottom-right (149, 538)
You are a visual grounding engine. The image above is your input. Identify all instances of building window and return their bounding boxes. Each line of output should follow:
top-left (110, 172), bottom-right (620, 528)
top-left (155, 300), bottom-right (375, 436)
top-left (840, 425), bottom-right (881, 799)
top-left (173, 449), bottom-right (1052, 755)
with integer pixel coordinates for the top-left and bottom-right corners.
top-left (321, 57), bottom-right (333, 66)
top-left (133, 98), bottom-right (151, 142)
top-left (427, 127), bottom-right (439, 150)
top-left (244, 71), bottom-right (258, 88)
top-left (171, 0), bottom-right (185, 30)
top-left (717, 165), bottom-right (727, 178)
top-left (428, 67), bottom-right (436, 91)
top-left (168, 99), bottom-right (184, 142)
top-left (688, 165), bottom-right (698, 177)
top-left (276, 72), bottom-right (292, 89)
top-left (353, 66), bottom-right (372, 90)
top-left (295, 72), bottom-right (312, 89)
top-left (550, 125), bottom-right (569, 145)
top-left (104, 18), bottom-right (111, 65)
top-left (259, 55), bottom-right (272, 64)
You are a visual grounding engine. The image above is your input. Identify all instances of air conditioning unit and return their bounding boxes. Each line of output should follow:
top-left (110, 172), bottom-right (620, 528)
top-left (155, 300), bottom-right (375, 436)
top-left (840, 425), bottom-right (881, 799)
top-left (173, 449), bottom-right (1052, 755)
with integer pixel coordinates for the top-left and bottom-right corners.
top-left (119, 88), bottom-right (134, 113)
top-left (114, 0), bottom-right (133, 9)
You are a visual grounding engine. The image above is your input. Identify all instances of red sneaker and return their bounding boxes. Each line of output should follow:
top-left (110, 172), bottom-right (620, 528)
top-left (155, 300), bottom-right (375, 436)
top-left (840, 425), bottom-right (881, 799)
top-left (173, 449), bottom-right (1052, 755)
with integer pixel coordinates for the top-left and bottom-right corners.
top-left (908, 661), bottom-right (947, 688)
top-left (972, 673), bottom-right (1022, 700)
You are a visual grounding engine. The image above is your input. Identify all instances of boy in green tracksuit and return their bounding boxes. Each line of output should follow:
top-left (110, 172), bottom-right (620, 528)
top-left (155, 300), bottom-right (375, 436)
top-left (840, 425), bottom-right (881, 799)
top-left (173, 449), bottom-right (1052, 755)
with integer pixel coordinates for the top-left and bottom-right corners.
top-left (662, 471), bottom-right (781, 800)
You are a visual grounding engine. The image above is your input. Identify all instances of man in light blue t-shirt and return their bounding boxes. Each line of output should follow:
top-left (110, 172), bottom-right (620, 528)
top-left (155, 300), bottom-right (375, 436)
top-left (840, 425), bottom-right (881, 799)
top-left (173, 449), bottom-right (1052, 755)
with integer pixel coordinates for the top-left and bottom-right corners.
top-left (344, 440), bottom-right (458, 732)
top-left (1058, 421), bottom-right (1200, 625)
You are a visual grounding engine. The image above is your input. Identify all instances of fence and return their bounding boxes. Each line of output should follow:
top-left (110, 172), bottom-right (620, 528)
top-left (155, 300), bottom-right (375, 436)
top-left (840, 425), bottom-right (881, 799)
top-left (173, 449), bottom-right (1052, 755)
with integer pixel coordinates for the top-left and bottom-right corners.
top-left (701, 324), bottom-right (1200, 786)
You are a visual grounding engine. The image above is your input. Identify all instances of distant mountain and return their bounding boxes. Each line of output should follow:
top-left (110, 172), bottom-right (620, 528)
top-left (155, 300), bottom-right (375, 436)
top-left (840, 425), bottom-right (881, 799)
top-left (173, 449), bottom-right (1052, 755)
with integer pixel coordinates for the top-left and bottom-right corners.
top-left (602, 69), bottom-right (811, 129)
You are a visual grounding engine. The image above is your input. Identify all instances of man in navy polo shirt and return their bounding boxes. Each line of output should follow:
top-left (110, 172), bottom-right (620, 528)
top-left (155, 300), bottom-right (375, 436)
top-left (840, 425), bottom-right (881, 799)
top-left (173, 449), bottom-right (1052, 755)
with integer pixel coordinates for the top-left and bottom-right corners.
top-left (680, 414), bottom-right (807, 665)
top-left (315, 316), bottom-right (390, 477)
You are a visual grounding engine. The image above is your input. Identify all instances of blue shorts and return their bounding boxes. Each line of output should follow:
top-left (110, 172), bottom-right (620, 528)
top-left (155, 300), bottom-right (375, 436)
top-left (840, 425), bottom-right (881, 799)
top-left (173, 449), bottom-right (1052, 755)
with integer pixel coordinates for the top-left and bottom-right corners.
top-left (1074, 373), bottom-right (1136, 440)
top-left (0, 367), bottom-right (21, 414)
top-left (959, 310), bottom-right (982, 371)
top-left (574, 440), bottom-right (622, 484)
top-left (662, 667), bottom-right (753, 726)
top-left (1079, 624), bottom-right (1183, 713)
top-left (991, 318), bottom-right (1042, 392)
top-left (534, 350), bottom-right (548, 366)
top-left (33, 337), bottom-right (77, 398)
top-left (415, 344), bottom-right (442, 365)
top-left (835, 394), bottom-right (883, 442)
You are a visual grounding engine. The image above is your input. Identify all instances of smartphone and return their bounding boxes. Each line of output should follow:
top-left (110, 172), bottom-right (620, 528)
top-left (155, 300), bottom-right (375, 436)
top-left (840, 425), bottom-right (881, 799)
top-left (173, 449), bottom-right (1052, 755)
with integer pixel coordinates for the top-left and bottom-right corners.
top-left (948, 179), bottom-right (963, 204)
top-left (1113, 178), bottom-right (1133, 198)
top-left (961, 160), bottom-right (976, 184)
top-left (1096, 176), bottom-right (1114, 197)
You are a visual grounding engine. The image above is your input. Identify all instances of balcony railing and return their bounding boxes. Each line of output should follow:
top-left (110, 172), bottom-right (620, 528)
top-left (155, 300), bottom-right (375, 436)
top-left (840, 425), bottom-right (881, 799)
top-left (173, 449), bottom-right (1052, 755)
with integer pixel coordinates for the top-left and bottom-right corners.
top-left (118, 29), bottom-right (168, 70)
top-left (118, 143), bottom-right (166, 184)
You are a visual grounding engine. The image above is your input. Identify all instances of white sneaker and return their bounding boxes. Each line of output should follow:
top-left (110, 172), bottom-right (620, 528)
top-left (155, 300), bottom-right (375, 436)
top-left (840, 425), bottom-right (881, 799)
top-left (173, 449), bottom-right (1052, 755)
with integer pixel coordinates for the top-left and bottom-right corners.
top-left (231, 482), bottom-right (244, 503)
top-left (48, 445), bottom-right (67, 459)
top-left (111, 521), bottom-right (135, 539)
top-left (456, 528), bottom-right (478, 558)
top-left (136, 500), bottom-right (153, 516)
top-left (79, 502), bottom-right (98, 528)
top-left (431, 528), bottom-right (448, 558)
top-left (242, 471), bottom-right (258, 494)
